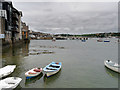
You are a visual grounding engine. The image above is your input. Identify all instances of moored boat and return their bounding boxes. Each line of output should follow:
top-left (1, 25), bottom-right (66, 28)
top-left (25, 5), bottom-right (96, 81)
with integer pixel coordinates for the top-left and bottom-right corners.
top-left (104, 40), bottom-right (110, 42)
top-left (25, 68), bottom-right (42, 79)
top-left (97, 39), bottom-right (103, 42)
top-left (43, 62), bottom-right (62, 77)
top-left (0, 77), bottom-right (22, 89)
top-left (52, 38), bottom-right (56, 42)
top-left (104, 60), bottom-right (120, 73)
top-left (81, 40), bottom-right (86, 42)
top-left (0, 65), bottom-right (16, 78)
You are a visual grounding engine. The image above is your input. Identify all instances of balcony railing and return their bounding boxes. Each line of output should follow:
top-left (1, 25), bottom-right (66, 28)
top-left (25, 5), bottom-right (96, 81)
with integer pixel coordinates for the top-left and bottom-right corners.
top-left (12, 13), bottom-right (19, 20)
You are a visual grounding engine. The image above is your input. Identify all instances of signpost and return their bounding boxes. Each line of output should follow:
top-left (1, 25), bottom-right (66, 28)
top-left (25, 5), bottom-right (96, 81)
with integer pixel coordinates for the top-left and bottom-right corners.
top-left (0, 34), bottom-right (5, 38)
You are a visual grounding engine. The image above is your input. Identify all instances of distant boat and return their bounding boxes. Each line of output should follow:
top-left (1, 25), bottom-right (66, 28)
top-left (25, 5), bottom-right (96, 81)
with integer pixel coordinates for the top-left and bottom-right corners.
top-left (0, 77), bottom-right (22, 89)
top-left (104, 38), bottom-right (110, 42)
top-left (43, 62), bottom-right (62, 77)
top-left (52, 38), bottom-right (56, 42)
top-left (97, 39), bottom-right (103, 42)
top-left (0, 65), bottom-right (16, 78)
top-left (118, 39), bottom-right (120, 42)
top-left (104, 60), bottom-right (120, 73)
top-left (25, 68), bottom-right (42, 79)
top-left (104, 40), bottom-right (110, 42)
top-left (81, 40), bottom-right (86, 42)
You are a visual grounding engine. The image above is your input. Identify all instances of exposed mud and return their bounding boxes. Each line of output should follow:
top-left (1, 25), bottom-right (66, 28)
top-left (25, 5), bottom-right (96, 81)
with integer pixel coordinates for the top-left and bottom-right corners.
top-left (29, 49), bottom-right (54, 55)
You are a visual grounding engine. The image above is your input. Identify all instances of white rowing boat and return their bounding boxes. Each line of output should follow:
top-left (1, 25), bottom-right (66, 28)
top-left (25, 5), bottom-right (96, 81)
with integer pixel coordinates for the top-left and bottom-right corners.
top-left (0, 65), bottom-right (16, 78)
top-left (0, 77), bottom-right (22, 90)
top-left (25, 68), bottom-right (42, 79)
top-left (104, 60), bottom-right (120, 73)
top-left (43, 62), bottom-right (62, 77)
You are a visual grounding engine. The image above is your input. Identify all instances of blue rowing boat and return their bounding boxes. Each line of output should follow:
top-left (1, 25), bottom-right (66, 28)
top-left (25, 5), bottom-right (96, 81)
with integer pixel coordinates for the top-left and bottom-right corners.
top-left (43, 62), bottom-right (62, 77)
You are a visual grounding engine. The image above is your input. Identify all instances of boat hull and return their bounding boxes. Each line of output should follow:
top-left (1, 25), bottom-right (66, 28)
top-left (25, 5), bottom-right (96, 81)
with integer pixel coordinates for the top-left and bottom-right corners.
top-left (25, 68), bottom-right (42, 79)
top-left (0, 65), bottom-right (16, 78)
top-left (26, 76), bottom-right (37, 79)
top-left (43, 62), bottom-right (62, 77)
top-left (0, 77), bottom-right (22, 89)
top-left (104, 41), bottom-right (110, 42)
top-left (45, 69), bottom-right (60, 77)
top-left (104, 61), bottom-right (120, 73)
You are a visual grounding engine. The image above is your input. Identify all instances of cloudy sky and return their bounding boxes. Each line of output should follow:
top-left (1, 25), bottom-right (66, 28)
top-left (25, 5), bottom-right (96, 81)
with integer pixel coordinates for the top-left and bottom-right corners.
top-left (10, 0), bottom-right (118, 34)
top-left (10, 0), bottom-right (119, 2)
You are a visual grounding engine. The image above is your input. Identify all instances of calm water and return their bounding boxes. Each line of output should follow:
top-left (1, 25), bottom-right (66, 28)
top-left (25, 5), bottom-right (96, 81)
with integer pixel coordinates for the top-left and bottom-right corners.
top-left (1, 38), bottom-right (119, 88)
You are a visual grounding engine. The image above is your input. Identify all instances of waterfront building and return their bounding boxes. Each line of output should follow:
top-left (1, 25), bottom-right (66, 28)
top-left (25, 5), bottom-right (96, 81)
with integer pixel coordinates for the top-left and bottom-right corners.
top-left (0, 12), bottom-right (5, 35)
top-left (0, 10), bottom-right (11, 45)
top-left (18, 11), bottom-right (23, 40)
top-left (0, 1), bottom-right (13, 45)
top-left (0, 0), bottom-right (24, 46)
top-left (12, 8), bottom-right (23, 43)
top-left (21, 22), bottom-right (30, 41)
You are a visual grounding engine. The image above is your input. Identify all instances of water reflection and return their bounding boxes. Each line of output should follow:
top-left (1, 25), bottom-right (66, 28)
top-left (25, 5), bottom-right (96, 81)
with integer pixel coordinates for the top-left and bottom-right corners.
top-left (2, 42), bottom-right (29, 66)
top-left (43, 70), bottom-right (61, 86)
top-left (2, 43), bottom-right (30, 88)
top-left (2, 42), bottom-right (30, 79)
top-left (104, 67), bottom-right (119, 79)
top-left (14, 85), bottom-right (22, 90)
top-left (25, 73), bottom-right (43, 86)
top-left (0, 40), bottom-right (2, 68)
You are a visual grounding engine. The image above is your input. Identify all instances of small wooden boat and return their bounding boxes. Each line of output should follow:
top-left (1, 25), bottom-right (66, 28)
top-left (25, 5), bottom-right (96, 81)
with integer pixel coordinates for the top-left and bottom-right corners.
top-left (104, 60), bottom-right (120, 73)
top-left (0, 77), bottom-right (22, 89)
top-left (0, 65), bottom-right (16, 78)
top-left (43, 62), bottom-right (62, 77)
top-left (25, 68), bottom-right (42, 79)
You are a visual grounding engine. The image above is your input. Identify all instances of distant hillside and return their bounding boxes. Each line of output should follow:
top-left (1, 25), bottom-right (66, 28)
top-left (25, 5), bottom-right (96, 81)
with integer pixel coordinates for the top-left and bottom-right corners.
top-left (54, 32), bottom-right (120, 38)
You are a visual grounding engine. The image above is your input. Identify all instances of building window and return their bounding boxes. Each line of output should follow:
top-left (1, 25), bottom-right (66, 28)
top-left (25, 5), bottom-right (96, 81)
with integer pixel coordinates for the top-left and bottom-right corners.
top-left (0, 3), bottom-right (2, 9)
top-left (9, 7), bottom-right (12, 12)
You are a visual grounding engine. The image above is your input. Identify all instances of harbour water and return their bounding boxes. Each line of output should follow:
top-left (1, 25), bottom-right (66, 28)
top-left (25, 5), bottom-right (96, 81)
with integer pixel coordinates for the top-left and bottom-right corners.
top-left (1, 38), bottom-right (119, 88)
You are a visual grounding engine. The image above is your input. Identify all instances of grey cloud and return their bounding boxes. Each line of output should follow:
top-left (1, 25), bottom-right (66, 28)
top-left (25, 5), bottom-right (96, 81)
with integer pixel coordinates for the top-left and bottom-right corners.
top-left (13, 2), bottom-right (118, 34)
